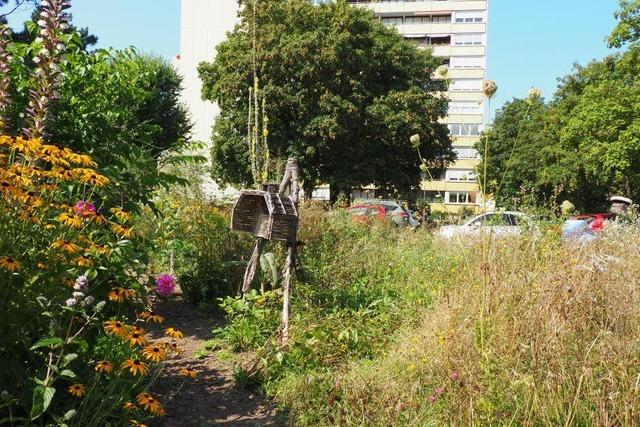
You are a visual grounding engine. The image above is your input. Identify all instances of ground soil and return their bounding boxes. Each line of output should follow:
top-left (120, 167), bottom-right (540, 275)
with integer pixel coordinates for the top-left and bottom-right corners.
top-left (150, 298), bottom-right (285, 427)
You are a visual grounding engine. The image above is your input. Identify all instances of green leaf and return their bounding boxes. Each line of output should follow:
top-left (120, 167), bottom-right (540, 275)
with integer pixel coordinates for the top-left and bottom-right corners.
top-left (30, 337), bottom-right (64, 350)
top-left (60, 369), bottom-right (76, 379)
top-left (30, 386), bottom-right (55, 420)
top-left (61, 353), bottom-right (78, 367)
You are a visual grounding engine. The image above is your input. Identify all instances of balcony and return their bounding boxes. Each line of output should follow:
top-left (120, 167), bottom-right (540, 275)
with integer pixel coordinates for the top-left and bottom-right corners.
top-left (349, 1), bottom-right (488, 15)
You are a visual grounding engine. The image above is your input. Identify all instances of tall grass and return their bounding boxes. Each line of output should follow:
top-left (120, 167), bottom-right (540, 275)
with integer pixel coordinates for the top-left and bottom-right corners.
top-left (216, 206), bottom-right (640, 425)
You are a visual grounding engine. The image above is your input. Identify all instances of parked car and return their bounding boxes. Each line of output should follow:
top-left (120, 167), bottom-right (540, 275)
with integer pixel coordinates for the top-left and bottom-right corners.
top-left (348, 199), bottom-right (420, 228)
top-left (347, 204), bottom-right (386, 224)
top-left (561, 213), bottom-right (616, 241)
top-left (437, 211), bottom-right (531, 239)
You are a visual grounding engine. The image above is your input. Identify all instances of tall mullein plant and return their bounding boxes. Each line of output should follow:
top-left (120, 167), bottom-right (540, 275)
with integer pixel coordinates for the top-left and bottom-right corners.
top-left (25, 0), bottom-right (72, 139)
top-left (0, 24), bottom-right (11, 132)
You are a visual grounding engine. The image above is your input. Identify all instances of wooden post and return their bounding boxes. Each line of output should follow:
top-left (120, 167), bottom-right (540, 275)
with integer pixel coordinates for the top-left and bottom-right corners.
top-left (242, 239), bottom-right (265, 293)
top-left (280, 158), bottom-right (300, 345)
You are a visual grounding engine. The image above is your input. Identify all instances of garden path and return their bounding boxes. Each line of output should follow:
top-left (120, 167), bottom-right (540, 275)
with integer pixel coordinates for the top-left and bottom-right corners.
top-left (150, 298), bottom-right (284, 427)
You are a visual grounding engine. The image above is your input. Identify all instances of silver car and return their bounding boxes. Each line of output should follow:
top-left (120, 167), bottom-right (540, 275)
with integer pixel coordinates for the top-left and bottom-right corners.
top-left (437, 211), bottom-right (531, 239)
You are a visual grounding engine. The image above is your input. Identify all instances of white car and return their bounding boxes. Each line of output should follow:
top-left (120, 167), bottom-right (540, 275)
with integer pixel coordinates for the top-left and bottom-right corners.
top-left (437, 211), bottom-right (531, 239)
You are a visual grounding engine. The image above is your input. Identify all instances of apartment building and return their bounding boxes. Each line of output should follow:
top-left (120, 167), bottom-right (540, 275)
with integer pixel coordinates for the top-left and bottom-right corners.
top-left (177, 0), bottom-right (488, 208)
top-left (349, 0), bottom-right (488, 213)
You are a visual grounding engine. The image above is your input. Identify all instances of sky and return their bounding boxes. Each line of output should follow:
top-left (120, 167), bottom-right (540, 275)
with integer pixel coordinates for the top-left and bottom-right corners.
top-left (2, 0), bottom-right (621, 115)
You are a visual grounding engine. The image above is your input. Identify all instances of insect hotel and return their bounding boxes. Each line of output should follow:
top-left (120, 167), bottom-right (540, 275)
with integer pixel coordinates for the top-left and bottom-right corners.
top-left (231, 186), bottom-right (299, 243)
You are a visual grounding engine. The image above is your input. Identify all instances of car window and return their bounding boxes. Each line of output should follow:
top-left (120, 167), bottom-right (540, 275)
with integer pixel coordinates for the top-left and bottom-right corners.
top-left (505, 214), bottom-right (518, 226)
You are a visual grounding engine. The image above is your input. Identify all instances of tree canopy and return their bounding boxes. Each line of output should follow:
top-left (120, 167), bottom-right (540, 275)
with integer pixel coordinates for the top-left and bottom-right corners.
top-left (199, 0), bottom-right (453, 195)
top-left (479, 9), bottom-right (640, 211)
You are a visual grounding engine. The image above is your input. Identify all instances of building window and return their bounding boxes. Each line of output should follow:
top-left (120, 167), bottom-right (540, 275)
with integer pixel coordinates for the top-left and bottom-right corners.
top-left (447, 169), bottom-right (477, 182)
top-left (449, 101), bottom-right (482, 114)
top-left (450, 56), bottom-right (484, 69)
top-left (454, 11), bottom-right (485, 23)
top-left (452, 146), bottom-right (480, 158)
top-left (453, 33), bottom-right (485, 46)
top-left (450, 79), bottom-right (483, 92)
top-left (448, 124), bottom-right (482, 137)
top-left (446, 191), bottom-right (474, 204)
top-left (422, 191), bottom-right (442, 203)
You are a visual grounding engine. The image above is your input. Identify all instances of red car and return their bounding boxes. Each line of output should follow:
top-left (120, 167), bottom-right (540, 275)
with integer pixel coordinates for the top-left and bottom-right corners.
top-left (347, 204), bottom-right (387, 223)
top-left (570, 213), bottom-right (616, 232)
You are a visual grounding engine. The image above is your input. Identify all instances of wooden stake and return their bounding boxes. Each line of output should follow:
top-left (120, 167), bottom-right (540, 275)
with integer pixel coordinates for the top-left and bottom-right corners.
top-left (242, 238), bottom-right (264, 293)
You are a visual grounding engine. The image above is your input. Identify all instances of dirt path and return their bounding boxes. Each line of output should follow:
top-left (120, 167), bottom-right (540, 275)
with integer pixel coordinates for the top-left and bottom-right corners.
top-left (150, 299), bottom-right (285, 427)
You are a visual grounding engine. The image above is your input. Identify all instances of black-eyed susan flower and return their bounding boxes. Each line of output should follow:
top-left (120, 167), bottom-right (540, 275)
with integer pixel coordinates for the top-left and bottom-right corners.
top-left (138, 310), bottom-right (164, 324)
top-left (142, 345), bottom-right (166, 363)
top-left (129, 420), bottom-right (148, 427)
top-left (94, 360), bottom-right (114, 374)
top-left (126, 332), bottom-right (148, 347)
top-left (179, 368), bottom-right (198, 379)
top-left (164, 342), bottom-right (184, 354)
top-left (123, 402), bottom-right (138, 411)
top-left (57, 212), bottom-right (82, 229)
top-left (67, 383), bottom-right (85, 397)
top-left (80, 171), bottom-right (109, 186)
top-left (110, 207), bottom-right (132, 223)
top-left (0, 256), bottom-right (21, 272)
top-left (130, 325), bottom-right (146, 335)
top-left (163, 327), bottom-right (184, 339)
top-left (104, 320), bottom-right (127, 337)
top-left (51, 239), bottom-right (81, 254)
top-left (74, 255), bottom-right (93, 268)
top-left (108, 288), bottom-right (126, 303)
top-left (111, 223), bottom-right (135, 239)
top-left (121, 359), bottom-right (148, 376)
top-left (136, 392), bottom-right (164, 416)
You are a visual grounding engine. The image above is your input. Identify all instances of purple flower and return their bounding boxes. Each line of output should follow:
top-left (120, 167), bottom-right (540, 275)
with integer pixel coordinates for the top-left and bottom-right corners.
top-left (74, 200), bottom-right (96, 217)
top-left (155, 274), bottom-right (175, 297)
top-left (65, 298), bottom-right (77, 307)
top-left (74, 275), bottom-right (88, 291)
top-left (435, 386), bottom-right (445, 395)
top-left (450, 371), bottom-right (460, 381)
top-left (428, 395), bottom-right (437, 403)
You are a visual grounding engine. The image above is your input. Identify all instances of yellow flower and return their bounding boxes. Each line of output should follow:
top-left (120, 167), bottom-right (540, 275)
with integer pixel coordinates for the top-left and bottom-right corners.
top-left (123, 402), bottom-right (138, 411)
top-left (164, 342), bottom-right (183, 354)
top-left (51, 240), bottom-right (81, 254)
top-left (80, 170), bottom-right (109, 186)
top-left (67, 383), bottom-right (85, 398)
top-left (111, 223), bottom-right (135, 239)
top-left (74, 255), bottom-right (94, 268)
top-left (138, 310), bottom-right (164, 324)
top-left (0, 256), bottom-right (21, 272)
top-left (126, 332), bottom-right (148, 347)
top-left (142, 345), bottom-right (167, 363)
top-left (57, 212), bottom-right (82, 229)
top-left (61, 148), bottom-right (97, 167)
top-left (94, 360), bottom-right (114, 374)
top-left (136, 392), bottom-right (165, 416)
top-left (108, 288), bottom-right (126, 303)
top-left (121, 359), bottom-right (149, 376)
top-left (110, 207), bottom-right (132, 223)
top-left (104, 320), bottom-right (127, 337)
top-left (179, 368), bottom-right (198, 379)
top-left (163, 327), bottom-right (184, 339)
top-left (129, 420), bottom-right (148, 427)
top-left (130, 325), bottom-right (146, 335)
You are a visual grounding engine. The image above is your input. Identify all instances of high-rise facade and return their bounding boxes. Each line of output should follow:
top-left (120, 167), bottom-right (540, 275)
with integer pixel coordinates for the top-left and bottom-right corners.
top-left (349, 0), bottom-right (488, 213)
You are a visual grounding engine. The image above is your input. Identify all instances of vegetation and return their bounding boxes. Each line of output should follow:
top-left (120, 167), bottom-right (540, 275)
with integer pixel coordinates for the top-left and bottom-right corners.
top-left (479, 1), bottom-right (640, 211)
top-left (0, 1), bottom-right (194, 424)
top-left (199, 0), bottom-right (453, 197)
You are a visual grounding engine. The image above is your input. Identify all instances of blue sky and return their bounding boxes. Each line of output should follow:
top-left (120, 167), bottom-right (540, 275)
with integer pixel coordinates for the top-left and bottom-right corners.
top-left (3, 0), bottom-right (621, 114)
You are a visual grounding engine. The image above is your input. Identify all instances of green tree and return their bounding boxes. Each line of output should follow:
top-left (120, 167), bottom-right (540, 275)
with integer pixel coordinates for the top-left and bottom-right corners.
top-left (4, 33), bottom-right (193, 208)
top-left (199, 0), bottom-right (452, 196)
top-left (608, 0), bottom-right (640, 47)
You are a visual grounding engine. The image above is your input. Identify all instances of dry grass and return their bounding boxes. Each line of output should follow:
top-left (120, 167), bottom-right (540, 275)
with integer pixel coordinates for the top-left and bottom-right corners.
top-left (316, 228), bottom-right (640, 426)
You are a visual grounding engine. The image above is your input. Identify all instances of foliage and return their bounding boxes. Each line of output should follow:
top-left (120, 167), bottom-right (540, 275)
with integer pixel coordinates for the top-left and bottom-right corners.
top-left (479, 52), bottom-right (640, 211)
top-left (138, 184), bottom-right (252, 306)
top-left (3, 33), bottom-right (192, 208)
top-left (199, 0), bottom-right (453, 196)
top-left (608, 0), bottom-right (640, 47)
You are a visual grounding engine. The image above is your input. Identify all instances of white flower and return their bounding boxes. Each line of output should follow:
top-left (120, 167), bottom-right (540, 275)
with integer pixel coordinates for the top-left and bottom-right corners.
top-left (65, 298), bottom-right (77, 307)
top-left (74, 276), bottom-right (88, 290)
top-left (82, 296), bottom-right (95, 306)
top-left (72, 291), bottom-right (85, 300)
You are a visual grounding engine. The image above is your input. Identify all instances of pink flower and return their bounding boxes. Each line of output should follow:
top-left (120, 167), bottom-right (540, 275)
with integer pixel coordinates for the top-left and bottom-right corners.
top-left (435, 386), bottom-right (445, 395)
top-left (428, 395), bottom-right (437, 403)
top-left (450, 371), bottom-right (460, 381)
top-left (74, 200), bottom-right (96, 217)
top-left (155, 273), bottom-right (175, 297)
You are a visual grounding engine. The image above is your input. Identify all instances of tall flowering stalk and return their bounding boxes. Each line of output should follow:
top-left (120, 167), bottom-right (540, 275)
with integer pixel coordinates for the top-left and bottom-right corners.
top-left (0, 24), bottom-right (11, 132)
top-left (25, 0), bottom-right (72, 139)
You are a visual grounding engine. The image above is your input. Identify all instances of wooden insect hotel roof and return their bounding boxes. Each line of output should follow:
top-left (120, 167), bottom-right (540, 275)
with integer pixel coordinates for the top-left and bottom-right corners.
top-left (231, 189), bottom-right (299, 242)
